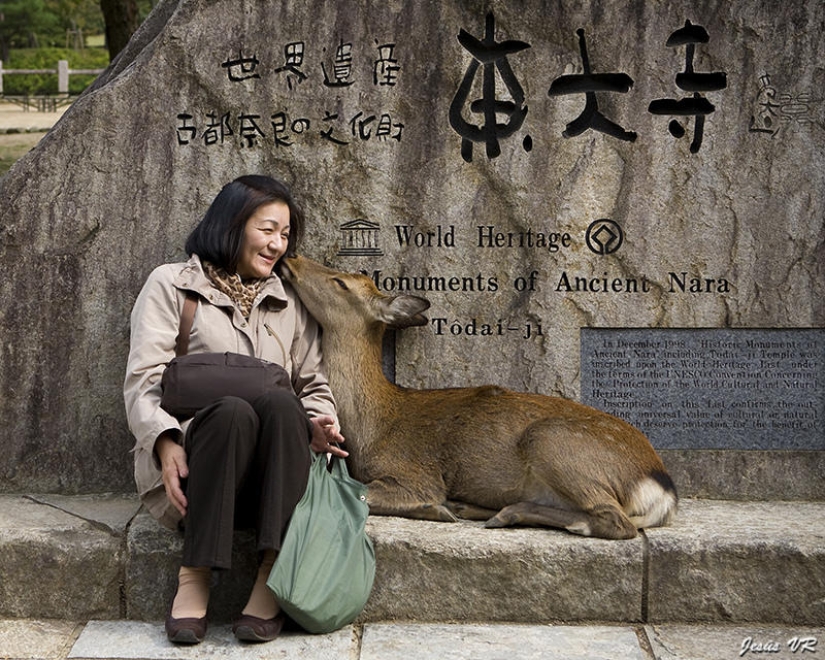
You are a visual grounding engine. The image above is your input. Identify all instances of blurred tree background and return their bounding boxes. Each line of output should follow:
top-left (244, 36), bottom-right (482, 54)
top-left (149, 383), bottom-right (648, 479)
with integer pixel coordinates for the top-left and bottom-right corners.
top-left (0, 0), bottom-right (154, 90)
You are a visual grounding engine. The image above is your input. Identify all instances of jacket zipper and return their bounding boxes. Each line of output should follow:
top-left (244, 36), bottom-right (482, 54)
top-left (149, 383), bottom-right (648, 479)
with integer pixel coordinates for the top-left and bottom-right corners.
top-left (264, 323), bottom-right (288, 365)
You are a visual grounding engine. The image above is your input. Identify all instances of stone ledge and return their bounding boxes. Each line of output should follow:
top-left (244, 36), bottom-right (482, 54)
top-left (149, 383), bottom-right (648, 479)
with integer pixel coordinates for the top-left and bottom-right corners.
top-left (0, 496), bottom-right (823, 625)
top-left (363, 516), bottom-right (644, 623)
top-left (0, 496), bottom-right (135, 620)
top-left (647, 500), bottom-right (825, 625)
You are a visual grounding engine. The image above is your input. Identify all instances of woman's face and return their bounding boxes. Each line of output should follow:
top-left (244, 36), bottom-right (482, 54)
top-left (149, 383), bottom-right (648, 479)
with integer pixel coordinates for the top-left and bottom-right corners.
top-left (236, 201), bottom-right (291, 279)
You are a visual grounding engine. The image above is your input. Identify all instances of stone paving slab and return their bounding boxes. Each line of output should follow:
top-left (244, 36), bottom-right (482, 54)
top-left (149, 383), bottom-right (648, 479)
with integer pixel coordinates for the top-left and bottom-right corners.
top-left (0, 619), bottom-right (81, 660)
top-left (647, 624), bottom-right (825, 660)
top-left (359, 623), bottom-right (648, 660)
top-left (66, 621), bottom-right (352, 659)
top-left (2, 620), bottom-right (824, 660)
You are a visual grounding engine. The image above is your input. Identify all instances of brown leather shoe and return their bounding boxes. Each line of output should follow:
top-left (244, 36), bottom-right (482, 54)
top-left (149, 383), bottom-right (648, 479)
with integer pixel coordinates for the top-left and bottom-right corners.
top-left (165, 611), bottom-right (207, 644)
top-left (232, 612), bottom-right (286, 642)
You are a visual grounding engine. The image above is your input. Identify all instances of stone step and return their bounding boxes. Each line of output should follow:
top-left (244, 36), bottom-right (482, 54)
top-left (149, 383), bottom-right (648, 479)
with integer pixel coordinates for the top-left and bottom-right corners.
top-left (0, 495), bottom-right (823, 626)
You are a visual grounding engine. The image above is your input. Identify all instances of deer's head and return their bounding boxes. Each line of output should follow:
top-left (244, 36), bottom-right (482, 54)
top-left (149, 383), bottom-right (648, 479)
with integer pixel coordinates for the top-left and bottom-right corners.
top-left (281, 256), bottom-right (430, 333)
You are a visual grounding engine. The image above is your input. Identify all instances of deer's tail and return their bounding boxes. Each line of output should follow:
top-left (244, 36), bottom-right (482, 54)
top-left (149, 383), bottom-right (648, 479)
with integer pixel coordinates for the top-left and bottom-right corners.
top-left (626, 470), bottom-right (678, 529)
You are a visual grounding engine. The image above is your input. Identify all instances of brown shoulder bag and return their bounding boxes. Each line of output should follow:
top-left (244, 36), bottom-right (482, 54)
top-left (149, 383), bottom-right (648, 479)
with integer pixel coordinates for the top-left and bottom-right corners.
top-left (160, 293), bottom-right (292, 419)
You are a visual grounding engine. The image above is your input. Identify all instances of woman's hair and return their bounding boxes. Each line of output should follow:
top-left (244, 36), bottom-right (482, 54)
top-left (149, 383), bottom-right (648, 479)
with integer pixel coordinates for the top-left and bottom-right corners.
top-left (185, 175), bottom-right (305, 272)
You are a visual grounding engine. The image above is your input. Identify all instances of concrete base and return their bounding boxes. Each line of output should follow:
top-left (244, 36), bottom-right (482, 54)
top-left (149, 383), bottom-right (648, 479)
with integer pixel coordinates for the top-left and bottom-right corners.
top-left (0, 495), bottom-right (823, 626)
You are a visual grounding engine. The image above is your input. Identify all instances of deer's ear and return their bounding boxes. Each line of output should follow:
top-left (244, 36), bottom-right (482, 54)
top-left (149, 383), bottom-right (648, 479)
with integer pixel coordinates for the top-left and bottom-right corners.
top-left (380, 295), bottom-right (430, 328)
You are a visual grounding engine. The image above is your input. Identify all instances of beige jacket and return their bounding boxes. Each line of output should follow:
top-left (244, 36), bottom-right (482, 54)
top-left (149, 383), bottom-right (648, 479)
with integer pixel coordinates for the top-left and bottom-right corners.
top-left (124, 255), bottom-right (338, 529)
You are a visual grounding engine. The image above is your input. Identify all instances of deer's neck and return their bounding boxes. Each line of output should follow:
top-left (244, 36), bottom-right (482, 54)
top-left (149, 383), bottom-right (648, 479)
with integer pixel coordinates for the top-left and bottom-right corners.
top-left (322, 329), bottom-right (398, 449)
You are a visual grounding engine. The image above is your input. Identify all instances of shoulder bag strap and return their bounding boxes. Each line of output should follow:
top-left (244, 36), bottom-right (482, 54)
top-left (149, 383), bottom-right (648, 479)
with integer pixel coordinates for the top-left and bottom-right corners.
top-left (174, 292), bottom-right (198, 357)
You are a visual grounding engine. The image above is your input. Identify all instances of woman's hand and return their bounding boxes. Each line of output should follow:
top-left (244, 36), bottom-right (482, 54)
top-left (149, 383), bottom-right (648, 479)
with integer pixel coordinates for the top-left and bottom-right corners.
top-left (309, 415), bottom-right (348, 458)
top-left (155, 432), bottom-right (189, 517)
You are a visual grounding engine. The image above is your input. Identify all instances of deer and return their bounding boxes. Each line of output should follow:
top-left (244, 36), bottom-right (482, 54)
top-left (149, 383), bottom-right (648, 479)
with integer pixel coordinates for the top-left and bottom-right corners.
top-left (281, 255), bottom-right (678, 539)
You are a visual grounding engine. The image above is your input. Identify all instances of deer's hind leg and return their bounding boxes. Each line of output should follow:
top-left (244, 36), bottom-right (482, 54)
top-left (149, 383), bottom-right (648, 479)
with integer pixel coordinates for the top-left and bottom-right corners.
top-left (485, 501), bottom-right (638, 539)
top-left (493, 420), bottom-right (641, 539)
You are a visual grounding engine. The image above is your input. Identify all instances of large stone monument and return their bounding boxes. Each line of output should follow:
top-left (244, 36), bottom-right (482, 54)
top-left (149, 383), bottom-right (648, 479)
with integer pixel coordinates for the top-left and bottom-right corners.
top-left (0, 0), bottom-right (822, 497)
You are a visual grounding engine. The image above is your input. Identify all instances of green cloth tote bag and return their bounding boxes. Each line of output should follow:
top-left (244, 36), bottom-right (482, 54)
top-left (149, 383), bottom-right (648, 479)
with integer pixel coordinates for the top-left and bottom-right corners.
top-left (267, 452), bottom-right (376, 634)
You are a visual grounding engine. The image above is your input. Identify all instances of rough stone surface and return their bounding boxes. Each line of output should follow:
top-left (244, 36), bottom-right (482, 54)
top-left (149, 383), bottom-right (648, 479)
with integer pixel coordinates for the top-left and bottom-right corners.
top-left (68, 620), bottom-right (353, 659)
top-left (0, 619), bottom-right (81, 660)
top-left (646, 624), bottom-right (825, 660)
top-left (125, 511), bottom-right (259, 623)
top-left (27, 493), bottom-right (142, 534)
top-left (647, 500), bottom-right (825, 625)
top-left (0, 0), bottom-right (822, 497)
top-left (125, 511), bottom-right (645, 624)
top-left (1, 498), bottom-right (824, 627)
top-left (3, 619), bottom-right (823, 660)
top-left (0, 497), bottom-right (122, 620)
top-left (359, 623), bottom-right (648, 660)
top-left (361, 516), bottom-right (644, 623)
top-left (660, 449), bottom-right (825, 501)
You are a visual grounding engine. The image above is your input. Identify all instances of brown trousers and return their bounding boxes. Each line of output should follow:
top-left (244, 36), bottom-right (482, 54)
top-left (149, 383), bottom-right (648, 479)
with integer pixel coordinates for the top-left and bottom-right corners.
top-left (182, 390), bottom-right (313, 569)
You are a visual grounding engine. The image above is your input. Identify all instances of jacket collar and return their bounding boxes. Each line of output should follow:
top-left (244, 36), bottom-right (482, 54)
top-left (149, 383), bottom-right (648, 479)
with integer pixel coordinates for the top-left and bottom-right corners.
top-left (173, 254), bottom-right (289, 310)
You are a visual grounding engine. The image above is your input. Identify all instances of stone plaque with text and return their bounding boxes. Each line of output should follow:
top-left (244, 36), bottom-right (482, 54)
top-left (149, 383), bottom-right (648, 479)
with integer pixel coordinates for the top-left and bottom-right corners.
top-left (581, 329), bottom-right (824, 450)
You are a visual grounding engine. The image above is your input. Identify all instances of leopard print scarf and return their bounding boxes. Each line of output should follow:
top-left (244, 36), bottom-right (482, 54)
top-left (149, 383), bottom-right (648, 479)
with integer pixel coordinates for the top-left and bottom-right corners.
top-left (203, 261), bottom-right (265, 319)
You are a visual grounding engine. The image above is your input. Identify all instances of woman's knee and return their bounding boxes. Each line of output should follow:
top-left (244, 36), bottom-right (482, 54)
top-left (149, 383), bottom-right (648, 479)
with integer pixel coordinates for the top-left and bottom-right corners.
top-left (250, 389), bottom-right (312, 439)
top-left (186, 396), bottom-right (259, 448)
top-left (201, 395), bottom-right (257, 423)
top-left (251, 388), bottom-right (304, 415)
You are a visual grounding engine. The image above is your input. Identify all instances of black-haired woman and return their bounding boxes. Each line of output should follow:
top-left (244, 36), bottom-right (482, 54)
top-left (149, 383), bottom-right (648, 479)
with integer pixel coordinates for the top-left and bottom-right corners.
top-left (124, 175), bottom-right (347, 645)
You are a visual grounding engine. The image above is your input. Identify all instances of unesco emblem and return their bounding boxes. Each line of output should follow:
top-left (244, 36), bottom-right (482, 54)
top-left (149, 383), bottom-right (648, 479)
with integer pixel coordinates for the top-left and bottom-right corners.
top-left (586, 219), bottom-right (624, 255)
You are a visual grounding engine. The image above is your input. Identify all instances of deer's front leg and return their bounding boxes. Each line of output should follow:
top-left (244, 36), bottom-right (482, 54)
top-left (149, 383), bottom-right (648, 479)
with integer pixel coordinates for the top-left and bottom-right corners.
top-left (445, 500), bottom-right (499, 521)
top-left (366, 478), bottom-right (458, 522)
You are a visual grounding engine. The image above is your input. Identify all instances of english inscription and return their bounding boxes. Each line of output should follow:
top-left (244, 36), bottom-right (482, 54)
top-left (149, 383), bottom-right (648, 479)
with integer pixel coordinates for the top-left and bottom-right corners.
top-left (353, 222), bottom-right (733, 298)
top-left (581, 329), bottom-right (824, 450)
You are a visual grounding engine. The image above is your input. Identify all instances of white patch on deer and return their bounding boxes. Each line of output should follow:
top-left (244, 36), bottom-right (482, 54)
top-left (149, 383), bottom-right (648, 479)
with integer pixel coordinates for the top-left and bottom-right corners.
top-left (565, 521), bottom-right (592, 536)
top-left (626, 477), bottom-right (678, 529)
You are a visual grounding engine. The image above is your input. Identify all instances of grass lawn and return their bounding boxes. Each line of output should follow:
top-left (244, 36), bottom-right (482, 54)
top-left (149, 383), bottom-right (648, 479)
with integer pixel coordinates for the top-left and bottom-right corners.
top-left (0, 133), bottom-right (45, 177)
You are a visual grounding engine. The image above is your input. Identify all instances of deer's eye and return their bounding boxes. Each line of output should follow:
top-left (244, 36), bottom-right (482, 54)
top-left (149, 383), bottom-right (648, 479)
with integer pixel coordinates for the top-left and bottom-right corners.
top-left (333, 277), bottom-right (349, 290)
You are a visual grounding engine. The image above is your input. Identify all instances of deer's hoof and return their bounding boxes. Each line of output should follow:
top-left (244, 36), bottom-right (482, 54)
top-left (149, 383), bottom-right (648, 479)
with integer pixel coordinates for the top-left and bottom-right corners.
top-left (427, 504), bottom-right (459, 522)
top-left (484, 514), bottom-right (511, 528)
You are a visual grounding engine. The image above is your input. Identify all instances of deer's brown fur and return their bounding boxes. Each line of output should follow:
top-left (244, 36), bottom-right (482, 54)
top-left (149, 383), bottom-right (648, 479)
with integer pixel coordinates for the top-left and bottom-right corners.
top-left (283, 256), bottom-right (677, 539)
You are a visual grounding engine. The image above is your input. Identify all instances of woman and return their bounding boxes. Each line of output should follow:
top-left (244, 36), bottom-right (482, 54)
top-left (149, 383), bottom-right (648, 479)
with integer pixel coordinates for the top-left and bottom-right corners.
top-left (124, 175), bottom-right (347, 645)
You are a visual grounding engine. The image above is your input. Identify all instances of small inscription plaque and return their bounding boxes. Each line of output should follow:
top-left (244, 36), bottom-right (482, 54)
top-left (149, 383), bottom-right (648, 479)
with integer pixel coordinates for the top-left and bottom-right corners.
top-left (581, 328), bottom-right (824, 450)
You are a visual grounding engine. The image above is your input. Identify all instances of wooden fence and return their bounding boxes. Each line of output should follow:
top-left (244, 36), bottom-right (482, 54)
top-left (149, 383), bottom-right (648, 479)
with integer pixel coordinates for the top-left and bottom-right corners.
top-left (0, 59), bottom-right (104, 111)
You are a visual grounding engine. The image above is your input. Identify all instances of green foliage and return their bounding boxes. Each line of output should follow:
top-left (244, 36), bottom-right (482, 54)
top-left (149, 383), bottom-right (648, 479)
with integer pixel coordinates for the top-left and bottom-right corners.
top-left (0, 0), bottom-right (109, 48)
top-left (2, 47), bottom-right (108, 95)
top-left (138, 0), bottom-right (156, 21)
top-left (0, 0), bottom-right (61, 50)
top-left (0, 0), bottom-right (153, 57)
top-left (45, 0), bottom-right (107, 34)
top-left (0, 0), bottom-right (154, 72)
